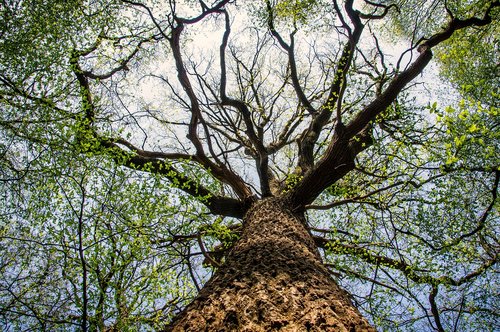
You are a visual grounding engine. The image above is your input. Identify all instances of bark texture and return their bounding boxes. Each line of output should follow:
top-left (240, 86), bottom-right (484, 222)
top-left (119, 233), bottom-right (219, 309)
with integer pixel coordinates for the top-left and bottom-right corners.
top-left (166, 197), bottom-right (375, 331)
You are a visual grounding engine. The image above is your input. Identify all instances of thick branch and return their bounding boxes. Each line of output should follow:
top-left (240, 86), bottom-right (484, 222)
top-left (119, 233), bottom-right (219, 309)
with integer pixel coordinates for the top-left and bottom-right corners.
top-left (290, 2), bottom-right (498, 208)
top-left (99, 141), bottom-right (247, 218)
top-left (177, 0), bottom-right (231, 24)
top-left (419, 1), bottom-right (499, 50)
top-left (114, 138), bottom-right (192, 160)
top-left (429, 286), bottom-right (445, 332)
top-left (317, 238), bottom-right (498, 287)
top-left (290, 42), bottom-right (426, 207)
top-left (168, 18), bottom-right (254, 201)
top-left (344, 49), bottom-right (433, 138)
top-left (297, 0), bottom-right (364, 173)
top-left (291, 123), bottom-right (373, 207)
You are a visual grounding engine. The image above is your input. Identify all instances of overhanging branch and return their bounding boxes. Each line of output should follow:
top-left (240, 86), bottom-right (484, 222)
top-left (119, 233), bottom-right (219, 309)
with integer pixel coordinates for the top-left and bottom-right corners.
top-left (317, 238), bottom-right (498, 287)
top-left (99, 141), bottom-right (247, 218)
top-left (289, 2), bottom-right (498, 209)
top-left (68, 38), bottom-right (249, 218)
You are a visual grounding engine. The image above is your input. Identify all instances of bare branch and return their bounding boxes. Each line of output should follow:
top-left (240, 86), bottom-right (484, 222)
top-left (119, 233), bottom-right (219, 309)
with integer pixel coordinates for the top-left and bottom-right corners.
top-left (219, 10), bottom-right (271, 197)
top-left (419, 1), bottom-right (499, 50)
top-left (429, 286), bottom-right (445, 332)
top-left (358, 1), bottom-right (399, 20)
top-left (68, 43), bottom-right (249, 218)
top-left (167, 17), bottom-right (254, 201)
top-left (266, 0), bottom-right (316, 115)
top-left (121, 0), bottom-right (170, 38)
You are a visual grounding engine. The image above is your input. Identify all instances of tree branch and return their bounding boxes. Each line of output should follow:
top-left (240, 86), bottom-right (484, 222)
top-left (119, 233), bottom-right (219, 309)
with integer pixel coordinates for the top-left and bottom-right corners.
top-left (419, 1), bottom-right (499, 50)
top-left (317, 238), bottom-right (498, 287)
top-left (429, 286), bottom-right (445, 332)
top-left (99, 141), bottom-right (247, 218)
top-left (296, 0), bottom-right (364, 174)
top-left (290, 2), bottom-right (498, 208)
top-left (266, 0), bottom-right (316, 115)
top-left (219, 10), bottom-right (270, 197)
top-left (68, 38), bottom-right (249, 218)
top-left (165, 15), bottom-right (254, 201)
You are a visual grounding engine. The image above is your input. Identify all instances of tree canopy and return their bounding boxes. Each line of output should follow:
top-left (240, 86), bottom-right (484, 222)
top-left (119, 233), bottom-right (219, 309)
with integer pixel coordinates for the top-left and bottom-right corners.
top-left (0, 0), bottom-right (499, 331)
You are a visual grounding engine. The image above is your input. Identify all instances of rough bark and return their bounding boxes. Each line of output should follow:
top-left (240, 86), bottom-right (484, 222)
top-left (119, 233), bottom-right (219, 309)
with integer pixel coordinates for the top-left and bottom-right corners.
top-left (166, 197), bottom-right (375, 331)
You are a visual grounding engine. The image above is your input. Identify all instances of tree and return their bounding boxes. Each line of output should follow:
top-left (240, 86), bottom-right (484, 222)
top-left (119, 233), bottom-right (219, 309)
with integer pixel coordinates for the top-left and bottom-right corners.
top-left (0, 0), bottom-right (498, 331)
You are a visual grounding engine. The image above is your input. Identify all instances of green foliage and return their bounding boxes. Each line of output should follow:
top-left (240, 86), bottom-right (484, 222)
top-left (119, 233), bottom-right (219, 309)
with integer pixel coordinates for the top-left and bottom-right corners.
top-left (434, 98), bottom-right (499, 168)
top-left (248, 0), bottom-right (330, 30)
top-left (203, 217), bottom-right (240, 249)
top-left (314, 88), bottom-right (499, 330)
top-left (436, 24), bottom-right (499, 105)
top-left (273, 0), bottom-right (320, 24)
top-left (0, 150), bottom-right (211, 330)
top-left (387, 0), bottom-right (498, 54)
top-left (1, 0), bottom-right (499, 331)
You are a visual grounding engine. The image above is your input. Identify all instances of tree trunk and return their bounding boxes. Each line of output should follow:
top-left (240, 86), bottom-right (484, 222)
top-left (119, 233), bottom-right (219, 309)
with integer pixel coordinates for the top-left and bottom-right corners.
top-left (166, 197), bottom-right (375, 331)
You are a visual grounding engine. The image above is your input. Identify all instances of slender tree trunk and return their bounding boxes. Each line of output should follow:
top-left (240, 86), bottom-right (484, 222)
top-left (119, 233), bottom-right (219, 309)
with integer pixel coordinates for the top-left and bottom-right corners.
top-left (166, 197), bottom-right (375, 331)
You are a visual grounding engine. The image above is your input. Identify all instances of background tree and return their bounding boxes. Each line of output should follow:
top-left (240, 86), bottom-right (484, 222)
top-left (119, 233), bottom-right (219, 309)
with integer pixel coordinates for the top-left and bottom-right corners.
top-left (0, 0), bottom-right (498, 331)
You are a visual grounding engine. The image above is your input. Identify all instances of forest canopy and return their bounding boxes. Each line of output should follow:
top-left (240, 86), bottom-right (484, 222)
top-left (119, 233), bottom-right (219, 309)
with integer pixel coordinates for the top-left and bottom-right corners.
top-left (0, 0), bottom-right (499, 331)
